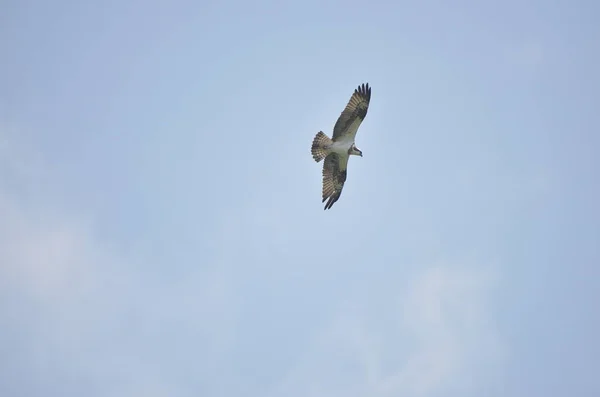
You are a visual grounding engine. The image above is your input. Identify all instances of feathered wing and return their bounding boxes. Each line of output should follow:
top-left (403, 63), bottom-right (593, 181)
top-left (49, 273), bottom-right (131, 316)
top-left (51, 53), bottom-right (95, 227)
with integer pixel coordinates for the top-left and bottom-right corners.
top-left (332, 83), bottom-right (372, 141)
top-left (322, 152), bottom-right (349, 210)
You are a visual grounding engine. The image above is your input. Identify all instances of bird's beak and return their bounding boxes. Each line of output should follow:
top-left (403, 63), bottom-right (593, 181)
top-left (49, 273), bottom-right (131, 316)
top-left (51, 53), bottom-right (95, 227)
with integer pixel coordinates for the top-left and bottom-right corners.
top-left (359, 151), bottom-right (363, 157)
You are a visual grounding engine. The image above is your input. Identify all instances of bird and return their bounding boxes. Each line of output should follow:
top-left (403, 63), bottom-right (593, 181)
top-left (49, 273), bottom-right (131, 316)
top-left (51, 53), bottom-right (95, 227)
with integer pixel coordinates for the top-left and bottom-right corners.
top-left (311, 83), bottom-right (372, 210)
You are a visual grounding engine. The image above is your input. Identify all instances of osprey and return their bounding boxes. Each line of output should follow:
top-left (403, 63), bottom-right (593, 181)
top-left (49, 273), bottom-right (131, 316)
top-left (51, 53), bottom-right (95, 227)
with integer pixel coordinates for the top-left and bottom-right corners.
top-left (311, 83), bottom-right (372, 210)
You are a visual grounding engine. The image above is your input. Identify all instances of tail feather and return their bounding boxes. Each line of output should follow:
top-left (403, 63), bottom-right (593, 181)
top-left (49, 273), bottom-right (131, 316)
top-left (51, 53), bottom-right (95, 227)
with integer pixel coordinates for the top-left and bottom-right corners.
top-left (311, 131), bottom-right (333, 162)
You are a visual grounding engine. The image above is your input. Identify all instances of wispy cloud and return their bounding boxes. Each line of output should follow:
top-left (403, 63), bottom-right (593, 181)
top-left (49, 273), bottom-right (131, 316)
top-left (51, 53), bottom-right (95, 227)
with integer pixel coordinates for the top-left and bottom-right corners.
top-left (266, 262), bottom-right (504, 397)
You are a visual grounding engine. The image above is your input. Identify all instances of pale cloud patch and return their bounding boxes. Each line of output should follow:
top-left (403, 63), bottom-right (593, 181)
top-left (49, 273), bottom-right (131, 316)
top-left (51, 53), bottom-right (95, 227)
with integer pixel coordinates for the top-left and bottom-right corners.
top-left (0, 126), bottom-right (238, 396)
top-left (267, 262), bottom-right (504, 397)
top-left (0, 127), bottom-right (94, 301)
top-left (377, 263), bottom-right (502, 396)
top-left (0, 192), bottom-right (97, 301)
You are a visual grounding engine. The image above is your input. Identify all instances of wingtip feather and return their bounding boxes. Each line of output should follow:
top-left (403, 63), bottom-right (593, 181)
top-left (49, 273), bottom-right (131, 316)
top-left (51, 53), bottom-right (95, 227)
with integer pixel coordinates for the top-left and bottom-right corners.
top-left (356, 82), bottom-right (371, 101)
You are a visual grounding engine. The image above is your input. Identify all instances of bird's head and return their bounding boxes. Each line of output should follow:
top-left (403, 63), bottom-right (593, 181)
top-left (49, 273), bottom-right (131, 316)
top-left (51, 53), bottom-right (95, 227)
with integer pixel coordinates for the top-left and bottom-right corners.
top-left (350, 144), bottom-right (363, 157)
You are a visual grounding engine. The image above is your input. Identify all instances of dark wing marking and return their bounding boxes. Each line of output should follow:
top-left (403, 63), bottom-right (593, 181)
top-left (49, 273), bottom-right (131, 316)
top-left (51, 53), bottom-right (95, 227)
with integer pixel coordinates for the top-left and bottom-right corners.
top-left (322, 152), bottom-right (349, 210)
top-left (332, 83), bottom-right (372, 141)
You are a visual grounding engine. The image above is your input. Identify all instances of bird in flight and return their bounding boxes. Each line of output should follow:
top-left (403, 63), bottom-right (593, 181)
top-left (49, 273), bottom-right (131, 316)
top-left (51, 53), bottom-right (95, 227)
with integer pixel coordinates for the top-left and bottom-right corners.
top-left (311, 83), bottom-right (372, 210)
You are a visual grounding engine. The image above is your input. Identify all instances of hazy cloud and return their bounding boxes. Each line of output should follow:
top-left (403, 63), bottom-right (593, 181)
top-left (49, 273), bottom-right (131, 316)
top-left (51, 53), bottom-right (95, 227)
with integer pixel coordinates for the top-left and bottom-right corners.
top-left (267, 262), bottom-right (503, 397)
top-left (0, 128), bottom-right (238, 396)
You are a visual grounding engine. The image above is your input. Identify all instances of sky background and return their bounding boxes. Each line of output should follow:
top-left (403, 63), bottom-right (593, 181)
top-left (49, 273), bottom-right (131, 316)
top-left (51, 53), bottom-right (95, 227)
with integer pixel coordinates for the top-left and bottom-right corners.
top-left (1, 0), bottom-right (599, 396)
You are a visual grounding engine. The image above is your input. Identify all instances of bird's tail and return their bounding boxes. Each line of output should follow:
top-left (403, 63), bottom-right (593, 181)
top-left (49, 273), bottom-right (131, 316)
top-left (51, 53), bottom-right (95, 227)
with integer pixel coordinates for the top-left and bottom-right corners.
top-left (311, 131), bottom-right (333, 162)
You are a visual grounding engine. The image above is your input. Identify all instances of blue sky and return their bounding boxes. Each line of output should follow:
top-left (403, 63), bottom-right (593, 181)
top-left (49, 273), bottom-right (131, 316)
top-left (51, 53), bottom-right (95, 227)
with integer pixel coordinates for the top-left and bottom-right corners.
top-left (1, 0), bottom-right (599, 396)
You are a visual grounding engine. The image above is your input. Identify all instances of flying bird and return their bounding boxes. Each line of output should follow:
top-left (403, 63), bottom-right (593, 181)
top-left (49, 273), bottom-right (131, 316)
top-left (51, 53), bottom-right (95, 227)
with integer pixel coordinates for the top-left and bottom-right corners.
top-left (311, 83), bottom-right (372, 210)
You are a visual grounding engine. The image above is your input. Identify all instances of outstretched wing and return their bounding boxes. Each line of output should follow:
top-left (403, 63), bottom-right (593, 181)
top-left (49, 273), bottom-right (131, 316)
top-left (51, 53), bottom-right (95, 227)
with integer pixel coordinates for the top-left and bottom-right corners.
top-left (332, 83), bottom-right (371, 141)
top-left (322, 152), bottom-right (349, 210)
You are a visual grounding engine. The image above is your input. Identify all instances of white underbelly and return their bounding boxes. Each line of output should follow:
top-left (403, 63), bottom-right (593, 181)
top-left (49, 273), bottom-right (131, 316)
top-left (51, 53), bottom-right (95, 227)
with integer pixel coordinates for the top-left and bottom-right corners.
top-left (330, 139), bottom-right (352, 155)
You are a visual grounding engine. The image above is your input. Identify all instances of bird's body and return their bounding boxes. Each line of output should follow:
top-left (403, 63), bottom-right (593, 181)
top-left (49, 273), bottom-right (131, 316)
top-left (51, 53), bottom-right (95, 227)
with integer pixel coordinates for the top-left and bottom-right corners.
top-left (311, 83), bottom-right (372, 210)
top-left (329, 137), bottom-right (355, 156)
